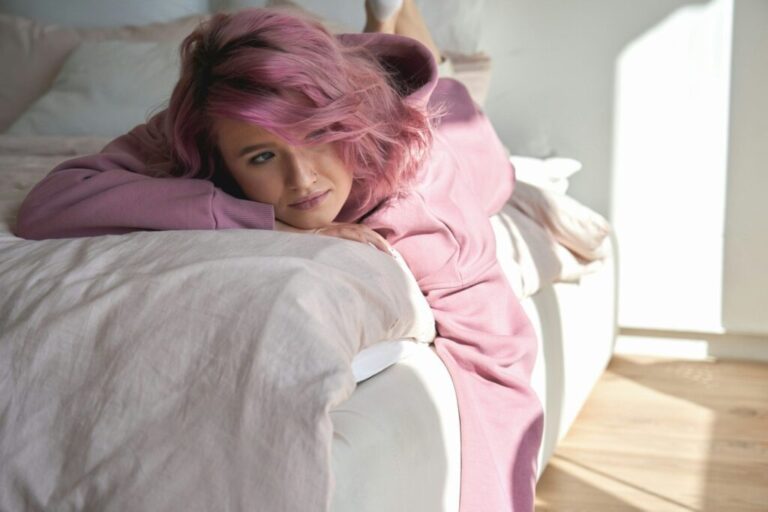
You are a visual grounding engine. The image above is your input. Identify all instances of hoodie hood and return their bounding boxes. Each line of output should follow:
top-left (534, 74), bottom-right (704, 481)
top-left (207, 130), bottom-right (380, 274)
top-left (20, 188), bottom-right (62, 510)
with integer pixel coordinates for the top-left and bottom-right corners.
top-left (333, 32), bottom-right (439, 224)
top-left (336, 32), bottom-right (439, 111)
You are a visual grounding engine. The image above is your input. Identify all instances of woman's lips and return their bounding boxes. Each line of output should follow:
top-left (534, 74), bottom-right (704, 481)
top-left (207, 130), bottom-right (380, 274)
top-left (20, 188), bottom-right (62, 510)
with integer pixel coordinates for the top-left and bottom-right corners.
top-left (290, 190), bottom-right (330, 210)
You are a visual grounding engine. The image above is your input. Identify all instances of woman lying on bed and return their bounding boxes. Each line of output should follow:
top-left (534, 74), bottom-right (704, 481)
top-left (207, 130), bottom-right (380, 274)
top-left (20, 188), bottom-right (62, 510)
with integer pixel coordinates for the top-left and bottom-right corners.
top-left (15, 2), bottom-right (544, 510)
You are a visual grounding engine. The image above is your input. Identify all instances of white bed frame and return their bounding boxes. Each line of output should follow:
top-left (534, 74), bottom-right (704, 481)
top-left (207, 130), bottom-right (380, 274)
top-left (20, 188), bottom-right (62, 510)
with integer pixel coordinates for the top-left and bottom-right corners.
top-left (330, 233), bottom-right (617, 511)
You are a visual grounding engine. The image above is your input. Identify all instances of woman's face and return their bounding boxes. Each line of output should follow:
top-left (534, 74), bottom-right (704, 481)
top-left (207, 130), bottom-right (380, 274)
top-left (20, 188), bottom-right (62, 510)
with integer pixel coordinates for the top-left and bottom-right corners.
top-left (214, 117), bottom-right (353, 230)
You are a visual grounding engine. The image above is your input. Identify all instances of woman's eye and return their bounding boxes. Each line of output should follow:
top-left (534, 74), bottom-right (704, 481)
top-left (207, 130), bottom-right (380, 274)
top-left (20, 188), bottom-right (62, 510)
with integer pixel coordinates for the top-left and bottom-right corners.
top-left (249, 151), bottom-right (275, 165)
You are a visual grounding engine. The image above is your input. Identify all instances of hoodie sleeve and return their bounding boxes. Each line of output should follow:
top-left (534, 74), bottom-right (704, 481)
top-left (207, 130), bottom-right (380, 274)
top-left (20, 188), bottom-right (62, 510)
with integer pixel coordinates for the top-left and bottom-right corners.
top-left (14, 111), bottom-right (275, 240)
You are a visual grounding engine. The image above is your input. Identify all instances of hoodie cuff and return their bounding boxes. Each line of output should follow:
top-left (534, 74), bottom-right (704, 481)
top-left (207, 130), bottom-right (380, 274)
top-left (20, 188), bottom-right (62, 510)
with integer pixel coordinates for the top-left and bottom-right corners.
top-left (211, 189), bottom-right (275, 230)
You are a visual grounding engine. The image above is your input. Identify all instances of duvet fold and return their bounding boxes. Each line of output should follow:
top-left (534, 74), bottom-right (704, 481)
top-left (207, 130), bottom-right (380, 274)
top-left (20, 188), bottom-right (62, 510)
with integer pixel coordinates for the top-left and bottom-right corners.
top-left (0, 228), bottom-right (433, 511)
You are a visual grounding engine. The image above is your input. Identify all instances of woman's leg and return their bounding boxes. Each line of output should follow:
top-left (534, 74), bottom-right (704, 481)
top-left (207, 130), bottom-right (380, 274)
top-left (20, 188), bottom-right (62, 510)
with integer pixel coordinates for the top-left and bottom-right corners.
top-left (363, 0), bottom-right (443, 64)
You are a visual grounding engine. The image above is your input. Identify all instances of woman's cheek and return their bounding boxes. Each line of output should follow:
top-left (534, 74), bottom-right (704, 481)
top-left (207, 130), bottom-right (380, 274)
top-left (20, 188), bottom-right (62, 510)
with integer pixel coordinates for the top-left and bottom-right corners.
top-left (242, 176), bottom-right (282, 206)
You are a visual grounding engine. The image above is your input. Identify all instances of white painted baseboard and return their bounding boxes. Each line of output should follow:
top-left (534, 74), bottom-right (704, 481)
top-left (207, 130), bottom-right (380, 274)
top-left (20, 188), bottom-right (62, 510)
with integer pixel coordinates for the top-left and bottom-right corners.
top-left (615, 328), bottom-right (768, 363)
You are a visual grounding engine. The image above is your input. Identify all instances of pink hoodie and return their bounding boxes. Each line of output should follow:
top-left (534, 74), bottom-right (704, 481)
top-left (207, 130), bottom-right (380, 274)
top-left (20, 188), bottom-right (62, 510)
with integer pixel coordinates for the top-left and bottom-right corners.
top-left (16, 32), bottom-right (543, 512)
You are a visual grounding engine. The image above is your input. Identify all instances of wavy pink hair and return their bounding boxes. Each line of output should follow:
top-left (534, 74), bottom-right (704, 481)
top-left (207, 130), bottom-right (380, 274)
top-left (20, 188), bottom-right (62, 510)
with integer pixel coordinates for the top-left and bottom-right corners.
top-left (166, 8), bottom-right (439, 212)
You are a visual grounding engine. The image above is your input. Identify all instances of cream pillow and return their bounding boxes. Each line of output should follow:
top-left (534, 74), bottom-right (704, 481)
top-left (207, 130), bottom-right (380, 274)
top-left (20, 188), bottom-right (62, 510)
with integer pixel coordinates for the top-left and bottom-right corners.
top-left (0, 14), bottom-right (204, 132)
top-left (7, 40), bottom-right (180, 136)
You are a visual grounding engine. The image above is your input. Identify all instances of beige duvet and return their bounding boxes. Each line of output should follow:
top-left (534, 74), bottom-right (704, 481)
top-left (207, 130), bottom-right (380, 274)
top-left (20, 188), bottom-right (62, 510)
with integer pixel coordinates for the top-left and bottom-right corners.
top-left (0, 137), bottom-right (436, 510)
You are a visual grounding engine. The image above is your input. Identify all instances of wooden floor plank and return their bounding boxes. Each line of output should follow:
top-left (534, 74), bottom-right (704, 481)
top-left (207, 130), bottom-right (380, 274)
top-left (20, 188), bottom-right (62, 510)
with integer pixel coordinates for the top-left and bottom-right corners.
top-left (535, 355), bottom-right (768, 511)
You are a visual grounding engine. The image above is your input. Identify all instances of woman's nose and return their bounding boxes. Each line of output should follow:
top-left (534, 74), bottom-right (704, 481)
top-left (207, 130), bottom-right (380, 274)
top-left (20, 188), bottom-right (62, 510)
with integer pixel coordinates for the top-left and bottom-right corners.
top-left (287, 152), bottom-right (318, 189)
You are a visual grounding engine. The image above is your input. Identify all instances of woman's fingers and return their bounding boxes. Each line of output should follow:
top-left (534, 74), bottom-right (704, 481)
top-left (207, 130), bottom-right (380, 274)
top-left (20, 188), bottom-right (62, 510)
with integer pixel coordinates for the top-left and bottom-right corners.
top-left (279, 220), bottom-right (392, 255)
top-left (366, 234), bottom-right (390, 253)
top-left (340, 225), bottom-right (388, 252)
top-left (316, 223), bottom-right (393, 255)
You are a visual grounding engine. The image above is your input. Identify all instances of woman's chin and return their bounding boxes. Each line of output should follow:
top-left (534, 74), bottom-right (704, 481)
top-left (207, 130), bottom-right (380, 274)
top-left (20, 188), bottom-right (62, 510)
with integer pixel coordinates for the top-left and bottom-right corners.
top-left (279, 214), bottom-right (334, 231)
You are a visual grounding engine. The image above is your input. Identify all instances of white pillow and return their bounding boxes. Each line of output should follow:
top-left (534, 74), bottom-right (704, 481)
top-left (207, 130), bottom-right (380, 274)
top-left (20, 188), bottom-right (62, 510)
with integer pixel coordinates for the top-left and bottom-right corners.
top-left (7, 40), bottom-right (180, 137)
top-left (510, 154), bottom-right (583, 194)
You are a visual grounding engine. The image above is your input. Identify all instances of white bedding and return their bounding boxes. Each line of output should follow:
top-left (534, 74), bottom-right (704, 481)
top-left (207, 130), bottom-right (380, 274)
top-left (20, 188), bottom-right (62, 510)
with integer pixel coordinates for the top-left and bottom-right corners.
top-left (331, 343), bottom-right (461, 512)
top-left (0, 232), bottom-right (436, 510)
top-left (0, 137), bottom-right (439, 510)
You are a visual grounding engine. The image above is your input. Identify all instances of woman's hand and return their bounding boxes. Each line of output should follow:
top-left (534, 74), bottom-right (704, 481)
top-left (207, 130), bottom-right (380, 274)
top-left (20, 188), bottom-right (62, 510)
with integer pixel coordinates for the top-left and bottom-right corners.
top-left (275, 220), bottom-right (393, 255)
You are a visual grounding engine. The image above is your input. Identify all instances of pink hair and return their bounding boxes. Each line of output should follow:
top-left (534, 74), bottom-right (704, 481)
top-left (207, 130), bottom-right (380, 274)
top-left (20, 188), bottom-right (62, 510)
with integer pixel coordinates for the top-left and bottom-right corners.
top-left (166, 8), bottom-right (439, 210)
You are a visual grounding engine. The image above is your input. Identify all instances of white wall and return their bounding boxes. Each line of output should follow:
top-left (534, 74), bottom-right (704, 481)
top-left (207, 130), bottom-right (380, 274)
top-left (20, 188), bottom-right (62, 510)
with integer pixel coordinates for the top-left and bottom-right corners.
top-left (722, 0), bottom-right (768, 335)
top-left (478, 0), bottom-right (768, 349)
top-left (478, 0), bottom-right (711, 219)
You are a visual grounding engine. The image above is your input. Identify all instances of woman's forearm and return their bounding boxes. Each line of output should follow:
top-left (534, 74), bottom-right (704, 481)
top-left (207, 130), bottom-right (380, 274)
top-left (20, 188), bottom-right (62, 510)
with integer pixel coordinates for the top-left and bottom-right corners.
top-left (15, 153), bottom-right (275, 240)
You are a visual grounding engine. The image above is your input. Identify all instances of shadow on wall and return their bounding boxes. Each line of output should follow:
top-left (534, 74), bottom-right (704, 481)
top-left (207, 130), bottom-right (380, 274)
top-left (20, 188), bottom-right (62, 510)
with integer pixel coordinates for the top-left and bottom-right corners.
top-left (479, 0), bottom-right (710, 220)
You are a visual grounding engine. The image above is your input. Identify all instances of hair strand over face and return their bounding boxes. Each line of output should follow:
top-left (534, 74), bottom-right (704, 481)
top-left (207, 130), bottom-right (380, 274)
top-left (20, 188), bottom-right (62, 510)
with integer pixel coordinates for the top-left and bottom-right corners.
top-left (166, 8), bottom-right (439, 211)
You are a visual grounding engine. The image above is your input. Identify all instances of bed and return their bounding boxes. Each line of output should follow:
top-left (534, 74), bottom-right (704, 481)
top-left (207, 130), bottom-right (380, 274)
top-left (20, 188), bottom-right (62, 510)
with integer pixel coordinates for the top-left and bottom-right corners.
top-left (0, 1), bottom-right (617, 510)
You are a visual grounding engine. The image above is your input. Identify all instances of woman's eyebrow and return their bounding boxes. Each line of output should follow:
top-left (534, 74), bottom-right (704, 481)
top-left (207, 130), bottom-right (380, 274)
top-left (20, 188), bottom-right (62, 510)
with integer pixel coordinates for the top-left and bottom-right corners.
top-left (238, 143), bottom-right (272, 157)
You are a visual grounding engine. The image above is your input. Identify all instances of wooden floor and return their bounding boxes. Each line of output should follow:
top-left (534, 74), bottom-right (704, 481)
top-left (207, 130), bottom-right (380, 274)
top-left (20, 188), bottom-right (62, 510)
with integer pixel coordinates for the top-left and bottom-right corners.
top-left (534, 355), bottom-right (768, 511)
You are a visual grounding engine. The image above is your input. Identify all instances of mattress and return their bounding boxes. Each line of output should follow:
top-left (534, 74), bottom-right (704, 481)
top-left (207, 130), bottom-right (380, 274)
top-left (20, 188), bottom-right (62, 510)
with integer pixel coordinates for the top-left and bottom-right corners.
top-left (332, 343), bottom-right (461, 512)
top-left (330, 232), bottom-right (617, 511)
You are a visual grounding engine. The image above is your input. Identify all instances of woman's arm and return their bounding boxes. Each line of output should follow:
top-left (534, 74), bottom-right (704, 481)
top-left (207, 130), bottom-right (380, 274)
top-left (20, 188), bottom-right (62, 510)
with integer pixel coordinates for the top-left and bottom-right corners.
top-left (15, 143), bottom-right (391, 247)
top-left (15, 153), bottom-right (274, 240)
top-left (14, 111), bottom-right (275, 240)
